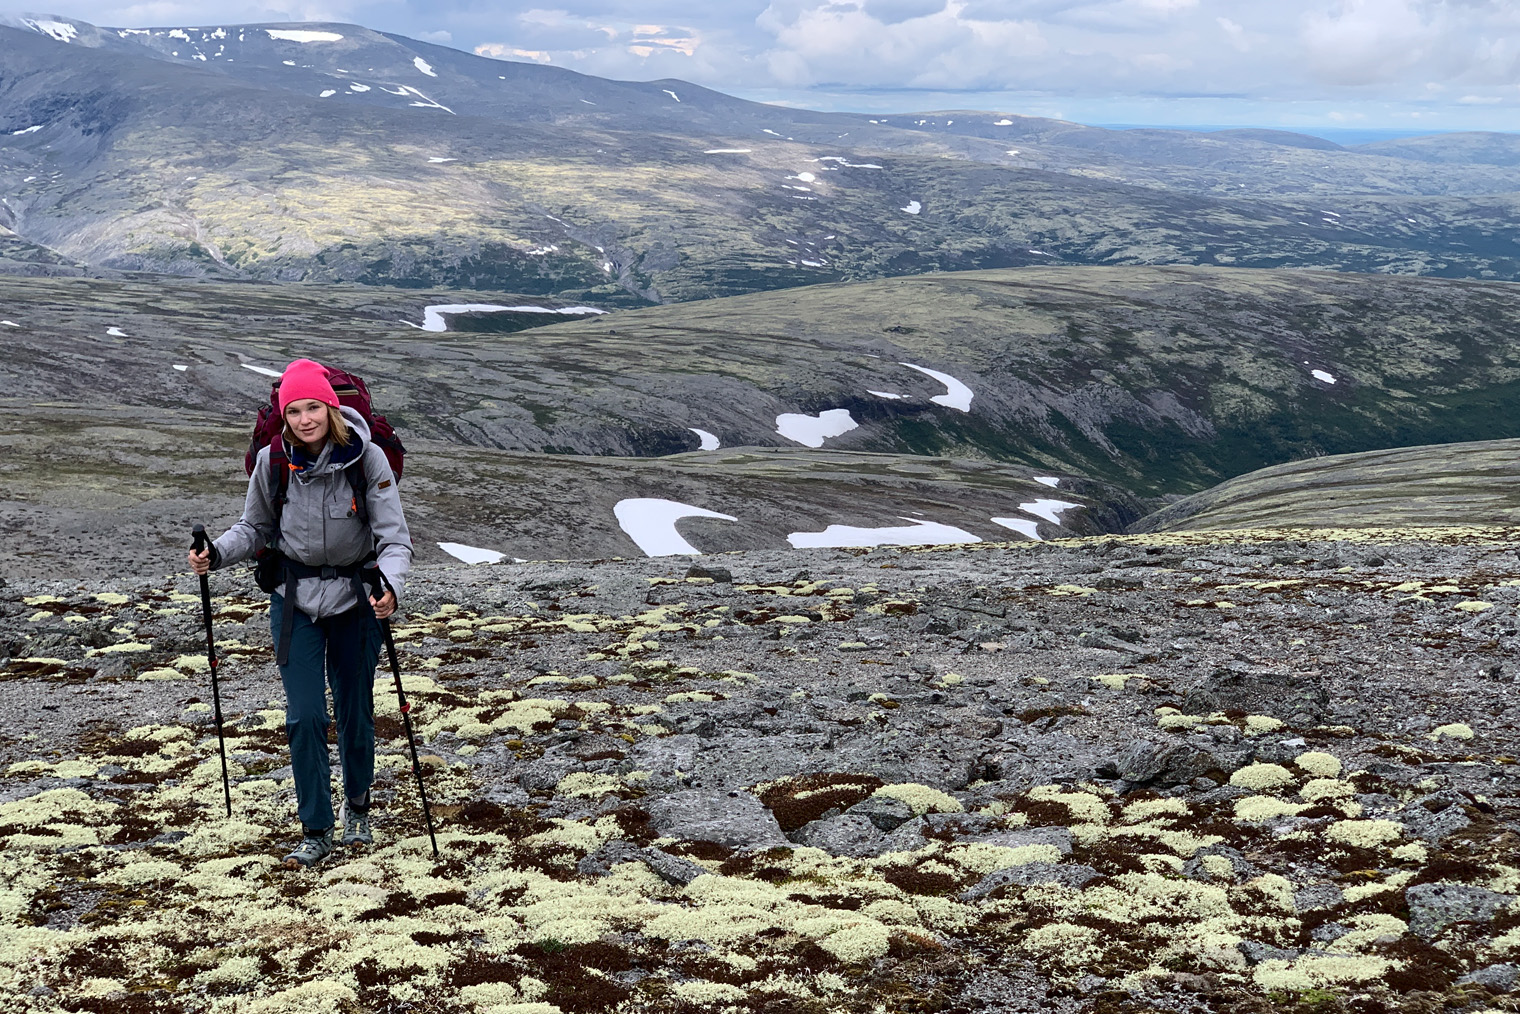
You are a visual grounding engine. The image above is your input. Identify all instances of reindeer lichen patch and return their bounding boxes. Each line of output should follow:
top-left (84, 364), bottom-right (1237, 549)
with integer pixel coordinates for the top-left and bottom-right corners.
top-left (1123, 797), bottom-right (1190, 822)
top-left (1229, 763), bottom-right (1296, 791)
top-left (874, 783), bottom-right (963, 815)
top-left (1252, 954), bottom-right (1394, 991)
top-left (1429, 723), bottom-right (1475, 741)
top-left (1026, 785), bottom-right (1111, 824)
top-left (1234, 796), bottom-right (1310, 821)
top-left (1243, 714), bottom-right (1284, 736)
top-left (1325, 819), bottom-right (1403, 848)
top-left (1295, 751), bottom-right (1343, 777)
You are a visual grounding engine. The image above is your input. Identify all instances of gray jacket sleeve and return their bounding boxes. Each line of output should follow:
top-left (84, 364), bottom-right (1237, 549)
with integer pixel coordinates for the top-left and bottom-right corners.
top-left (211, 449), bottom-right (274, 570)
top-left (364, 444), bottom-right (413, 603)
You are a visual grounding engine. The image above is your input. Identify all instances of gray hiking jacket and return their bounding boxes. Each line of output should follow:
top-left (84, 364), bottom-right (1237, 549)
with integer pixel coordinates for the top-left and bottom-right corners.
top-left (211, 407), bottom-right (413, 618)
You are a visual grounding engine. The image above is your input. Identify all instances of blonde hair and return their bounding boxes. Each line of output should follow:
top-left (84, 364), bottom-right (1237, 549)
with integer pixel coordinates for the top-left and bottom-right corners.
top-left (326, 406), bottom-right (353, 446)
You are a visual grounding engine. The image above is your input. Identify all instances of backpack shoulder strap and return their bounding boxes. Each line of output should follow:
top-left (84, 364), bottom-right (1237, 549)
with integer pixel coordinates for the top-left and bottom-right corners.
top-left (347, 454), bottom-right (370, 528)
top-left (267, 437), bottom-right (291, 538)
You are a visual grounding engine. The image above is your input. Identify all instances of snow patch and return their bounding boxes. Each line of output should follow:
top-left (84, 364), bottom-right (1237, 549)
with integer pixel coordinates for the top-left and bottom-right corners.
top-left (400, 86), bottom-right (454, 114)
top-left (615, 498), bottom-right (736, 556)
top-left (1312, 369), bottom-right (1337, 384)
top-left (994, 118), bottom-right (1014, 125)
top-left (899, 363), bottom-right (973, 412)
top-left (266, 29), bottom-right (344, 43)
top-left (705, 148), bottom-right (751, 154)
top-left (1033, 476), bottom-right (1061, 488)
top-left (868, 390), bottom-right (906, 400)
top-left (173, 364), bottom-right (188, 372)
top-left (106, 327), bottom-right (127, 337)
top-left (788, 518), bottom-right (981, 550)
top-left (11, 126), bottom-right (43, 136)
top-left (241, 364), bottom-right (282, 378)
top-left (663, 89), bottom-right (681, 102)
top-left (282, 59), bottom-right (296, 66)
top-left (402, 303), bottom-right (606, 332)
top-left (437, 542), bottom-right (505, 565)
top-left (24, 19), bottom-right (77, 43)
top-left (427, 157), bottom-right (457, 163)
top-left (348, 83), bottom-right (370, 92)
top-left (901, 200), bottom-right (921, 214)
top-left (776, 408), bottom-right (858, 448)
top-left (1, 320), bottom-right (19, 327)
top-left (168, 29), bottom-right (191, 41)
top-left (413, 56), bottom-right (436, 77)
top-left (1019, 499), bottom-right (1083, 525)
top-left (319, 90), bottom-right (336, 98)
top-left (990, 517), bottom-right (1042, 540)
top-left (811, 156), bottom-right (884, 169)
top-left (689, 428), bottom-right (720, 451)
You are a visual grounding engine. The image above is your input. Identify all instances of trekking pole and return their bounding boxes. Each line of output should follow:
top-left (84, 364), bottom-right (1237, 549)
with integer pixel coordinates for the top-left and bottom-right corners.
top-left (363, 562), bottom-right (439, 859)
top-left (191, 525), bottom-right (233, 818)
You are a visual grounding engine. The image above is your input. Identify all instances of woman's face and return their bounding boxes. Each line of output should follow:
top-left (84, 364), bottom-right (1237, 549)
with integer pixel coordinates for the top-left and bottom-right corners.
top-left (284, 399), bottom-right (331, 450)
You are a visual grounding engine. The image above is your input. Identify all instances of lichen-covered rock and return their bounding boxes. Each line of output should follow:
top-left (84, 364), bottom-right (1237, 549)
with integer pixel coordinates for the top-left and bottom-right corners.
top-left (790, 814), bottom-right (887, 857)
top-left (961, 862), bottom-right (1101, 900)
top-left (1458, 963), bottom-right (1520, 993)
top-left (844, 794), bottom-right (915, 831)
top-left (644, 789), bottom-right (788, 848)
top-left (1405, 883), bottom-right (1514, 940)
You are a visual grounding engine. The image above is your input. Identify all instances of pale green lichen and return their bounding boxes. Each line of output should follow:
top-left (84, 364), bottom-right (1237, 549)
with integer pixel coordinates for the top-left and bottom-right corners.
top-left (1295, 751), bottom-right (1343, 777)
top-left (1243, 715), bottom-right (1284, 736)
top-left (873, 783), bottom-right (963, 816)
top-left (1229, 763), bottom-right (1296, 792)
top-left (1325, 820), bottom-right (1403, 848)
top-left (1428, 723), bottom-right (1475, 741)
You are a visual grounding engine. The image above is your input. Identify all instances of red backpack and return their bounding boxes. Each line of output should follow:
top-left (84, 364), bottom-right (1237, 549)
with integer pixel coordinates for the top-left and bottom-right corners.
top-left (244, 367), bottom-right (406, 529)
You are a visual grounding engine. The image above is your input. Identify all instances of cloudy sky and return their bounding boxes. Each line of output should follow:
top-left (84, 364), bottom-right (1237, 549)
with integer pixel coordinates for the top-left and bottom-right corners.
top-left (26, 1), bottom-right (1520, 132)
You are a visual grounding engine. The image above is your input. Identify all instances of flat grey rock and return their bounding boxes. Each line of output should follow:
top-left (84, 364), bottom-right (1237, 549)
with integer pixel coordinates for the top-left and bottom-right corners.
top-left (1405, 882), bottom-right (1514, 939)
top-left (845, 794), bottom-right (915, 831)
top-left (1293, 884), bottom-right (1344, 913)
top-left (1458, 963), bottom-right (1520, 993)
top-left (639, 847), bottom-right (709, 886)
top-left (961, 862), bottom-right (1101, 900)
top-left (790, 814), bottom-right (888, 858)
top-left (644, 789), bottom-right (788, 849)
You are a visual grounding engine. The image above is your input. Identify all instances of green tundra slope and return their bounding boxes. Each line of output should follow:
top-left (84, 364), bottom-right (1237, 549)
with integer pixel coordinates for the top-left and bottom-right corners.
top-left (3, 265), bottom-right (1519, 497)
top-left (1132, 438), bottom-right (1520, 533)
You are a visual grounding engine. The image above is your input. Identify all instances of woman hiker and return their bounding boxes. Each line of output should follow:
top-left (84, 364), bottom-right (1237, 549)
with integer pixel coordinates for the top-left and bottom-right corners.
top-left (187, 358), bottom-right (413, 868)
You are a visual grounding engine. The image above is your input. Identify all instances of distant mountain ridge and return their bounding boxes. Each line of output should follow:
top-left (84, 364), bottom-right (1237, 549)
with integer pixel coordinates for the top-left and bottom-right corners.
top-left (3, 14), bottom-right (1520, 299)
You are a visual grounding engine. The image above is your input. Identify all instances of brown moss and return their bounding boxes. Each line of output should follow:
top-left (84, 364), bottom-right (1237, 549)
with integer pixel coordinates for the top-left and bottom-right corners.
top-left (515, 941), bottom-right (633, 1013)
top-left (1373, 936), bottom-right (1464, 993)
top-left (756, 772), bottom-right (886, 833)
top-left (879, 865), bottom-right (962, 896)
top-left (450, 799), bottom-right (553, 838)
top-left (664, 840), bottom-right (732, 861)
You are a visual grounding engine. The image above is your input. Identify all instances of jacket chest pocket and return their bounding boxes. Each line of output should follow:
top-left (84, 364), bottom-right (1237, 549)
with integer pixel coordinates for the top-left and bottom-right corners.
top-left (327, 501), bottom-right (358, 520)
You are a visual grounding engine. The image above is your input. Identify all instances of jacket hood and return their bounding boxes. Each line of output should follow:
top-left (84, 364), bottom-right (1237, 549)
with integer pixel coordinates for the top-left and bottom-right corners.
top-left (287, 405), bottom-right (371, 476)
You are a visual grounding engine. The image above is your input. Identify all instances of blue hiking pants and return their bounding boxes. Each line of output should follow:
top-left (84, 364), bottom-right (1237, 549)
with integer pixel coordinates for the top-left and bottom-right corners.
top-left (269, 593), bottom-right (381, 832)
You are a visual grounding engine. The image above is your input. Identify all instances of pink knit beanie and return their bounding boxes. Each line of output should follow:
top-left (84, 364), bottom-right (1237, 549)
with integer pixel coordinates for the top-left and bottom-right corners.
top-left (277, 359), bottom-right (339, 414)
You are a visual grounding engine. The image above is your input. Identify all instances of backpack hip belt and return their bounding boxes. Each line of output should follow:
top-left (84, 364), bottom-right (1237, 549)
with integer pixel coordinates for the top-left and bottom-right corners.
top-left (274, 557), bottom-right (376, 666)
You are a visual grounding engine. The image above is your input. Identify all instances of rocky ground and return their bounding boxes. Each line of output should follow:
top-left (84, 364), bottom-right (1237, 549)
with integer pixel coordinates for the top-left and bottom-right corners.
top-left (3, 526), bottom-right (1520, 1013)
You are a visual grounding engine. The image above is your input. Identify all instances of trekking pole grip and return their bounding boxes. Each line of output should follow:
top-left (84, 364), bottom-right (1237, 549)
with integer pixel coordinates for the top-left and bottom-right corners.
top-left (362, 560), bottom-right (387, 600)
top-left (192, 524), bottom-right (207, 553)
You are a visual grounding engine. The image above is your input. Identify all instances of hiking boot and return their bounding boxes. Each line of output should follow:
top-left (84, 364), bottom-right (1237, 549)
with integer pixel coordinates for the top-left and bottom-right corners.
top-left (341, 808), bottom-right (372, 846)
top-left (283, 827), bottom-right (334, 868)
